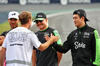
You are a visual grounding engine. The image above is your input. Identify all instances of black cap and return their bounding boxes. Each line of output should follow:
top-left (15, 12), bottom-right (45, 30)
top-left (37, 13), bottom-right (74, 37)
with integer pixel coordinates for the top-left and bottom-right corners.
top-left (73, 9), bottom-right (89, 22)
top-left (35, 12), bottom-right (46, 20)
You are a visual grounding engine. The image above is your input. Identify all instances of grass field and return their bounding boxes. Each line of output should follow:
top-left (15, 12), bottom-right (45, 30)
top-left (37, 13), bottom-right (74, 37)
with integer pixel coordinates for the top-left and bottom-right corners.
top-left (0, 21), bottom-right (10, 34)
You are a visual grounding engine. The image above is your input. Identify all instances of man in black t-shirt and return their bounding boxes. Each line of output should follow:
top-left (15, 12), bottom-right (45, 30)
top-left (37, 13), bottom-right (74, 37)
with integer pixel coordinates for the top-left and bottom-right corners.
top-left (0, 11), bottom-right (19, 46)
top-left (32, 12), bottom-right (63, 66)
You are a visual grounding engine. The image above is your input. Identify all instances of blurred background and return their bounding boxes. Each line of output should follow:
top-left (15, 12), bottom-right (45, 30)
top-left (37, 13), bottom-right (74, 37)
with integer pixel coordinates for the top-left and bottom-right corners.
top-left (0, 0), bottom-right (100, 66)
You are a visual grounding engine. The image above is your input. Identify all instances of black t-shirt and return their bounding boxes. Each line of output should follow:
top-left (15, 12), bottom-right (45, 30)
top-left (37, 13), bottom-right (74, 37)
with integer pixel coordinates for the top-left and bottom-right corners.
top-left (0, 31), bottom-right (9, 36)
top-left (33, 27), bottom-right (62, 66)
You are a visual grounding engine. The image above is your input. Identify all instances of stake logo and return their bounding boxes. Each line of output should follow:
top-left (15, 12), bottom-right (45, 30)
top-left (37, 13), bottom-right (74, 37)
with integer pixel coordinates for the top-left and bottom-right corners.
top-left (74, 41), bottom-right (86, 49)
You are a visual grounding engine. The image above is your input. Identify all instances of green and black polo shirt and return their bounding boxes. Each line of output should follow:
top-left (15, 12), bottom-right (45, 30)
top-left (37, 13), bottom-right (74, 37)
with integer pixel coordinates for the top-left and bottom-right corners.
top-left (33, 27), bottom-right (62, 66)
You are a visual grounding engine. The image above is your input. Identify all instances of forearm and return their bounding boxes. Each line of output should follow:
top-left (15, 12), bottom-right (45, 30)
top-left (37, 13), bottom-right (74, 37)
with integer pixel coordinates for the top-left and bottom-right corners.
top-left (32, 50), bottom-right (36, 66)
top-left (0, 47), bottom-right (6, 66)
top-left (0, 49), bottom-right (3, 66)
top-left (57, 52), bottom-right (63, 66)
top-left (38, 39), bottom-right (53, 51)
top-left (53, 43), bottom-right (69, 53)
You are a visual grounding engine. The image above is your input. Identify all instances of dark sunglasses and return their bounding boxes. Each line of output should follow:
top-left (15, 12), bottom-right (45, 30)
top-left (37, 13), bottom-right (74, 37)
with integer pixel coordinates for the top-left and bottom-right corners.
top-left (35, 20), bottom-right (43, 24)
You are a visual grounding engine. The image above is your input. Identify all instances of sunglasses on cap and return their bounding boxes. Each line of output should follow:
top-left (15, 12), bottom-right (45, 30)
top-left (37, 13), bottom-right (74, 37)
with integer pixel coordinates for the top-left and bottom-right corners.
top-left (35, 20), bottom-right (43, 24)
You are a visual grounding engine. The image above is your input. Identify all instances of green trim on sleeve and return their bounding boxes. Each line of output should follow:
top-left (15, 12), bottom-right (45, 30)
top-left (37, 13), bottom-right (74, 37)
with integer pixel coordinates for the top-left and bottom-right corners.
top-left (93, 30), bottom-right (100, 66)
top-left (53, 30), bottom-right (62, 45)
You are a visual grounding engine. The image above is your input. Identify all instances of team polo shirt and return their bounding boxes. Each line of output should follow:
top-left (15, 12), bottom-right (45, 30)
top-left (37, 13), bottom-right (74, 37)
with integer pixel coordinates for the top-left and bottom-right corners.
top-left (33, 27), bottom-right (62, 66)
top-left (2, 27), bottom-right (41, 66)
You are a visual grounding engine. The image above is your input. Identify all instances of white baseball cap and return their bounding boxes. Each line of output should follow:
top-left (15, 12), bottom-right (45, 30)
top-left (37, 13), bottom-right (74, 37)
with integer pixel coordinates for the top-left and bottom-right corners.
top-left (8, 11), bottom-right (19, 19)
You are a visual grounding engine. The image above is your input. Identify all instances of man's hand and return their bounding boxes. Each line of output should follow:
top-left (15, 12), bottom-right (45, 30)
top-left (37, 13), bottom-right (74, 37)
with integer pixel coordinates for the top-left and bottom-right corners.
top-left (45, 33), bottom-right (59, 44)
top-left (38, 33), bottom-right (59, 51)
top-left (45, 35), bottom-right (50, 41)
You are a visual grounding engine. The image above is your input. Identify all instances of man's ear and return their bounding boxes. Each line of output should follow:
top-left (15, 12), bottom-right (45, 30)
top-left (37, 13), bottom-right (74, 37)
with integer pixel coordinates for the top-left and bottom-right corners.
top-left (81, 16), bottom-right (85, 21)
top-left (8, 19), bottom-right (10, 22)
top-left (28, 19), bottom-right (31, 23)
top-left (46, 18), bottom-right (48, 22)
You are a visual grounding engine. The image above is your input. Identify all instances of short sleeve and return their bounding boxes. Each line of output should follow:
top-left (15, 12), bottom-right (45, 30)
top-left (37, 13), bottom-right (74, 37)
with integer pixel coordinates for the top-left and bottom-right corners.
top-left (29, 32), bottom-right (41, 49)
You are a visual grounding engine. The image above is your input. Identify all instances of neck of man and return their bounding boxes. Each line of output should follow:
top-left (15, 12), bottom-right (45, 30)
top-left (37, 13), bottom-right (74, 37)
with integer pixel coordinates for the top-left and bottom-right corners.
top-left (78, 21), bottom-right (86, 28)
top-left (21, 24), bottom-right (29, 29)
top-left (11, 26), bottom-right (18, 30)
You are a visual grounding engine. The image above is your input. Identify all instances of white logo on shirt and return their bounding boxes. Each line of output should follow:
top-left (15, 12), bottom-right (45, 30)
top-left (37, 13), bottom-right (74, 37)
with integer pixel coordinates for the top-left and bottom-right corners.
top-left (44, 32), bottom-right (49, 36)
top-left (44, 32), bottom-right (49, 38)
top-left (74, 41), bottom-right (86, 49)
top-left (84, 32), bottom-right (90, 36)
top-left (83, 32), bottom-right (90, 38)
top-left (74, 33), bottom-right (78, 40)
top-left (9, 32), bottom-right (28, 42)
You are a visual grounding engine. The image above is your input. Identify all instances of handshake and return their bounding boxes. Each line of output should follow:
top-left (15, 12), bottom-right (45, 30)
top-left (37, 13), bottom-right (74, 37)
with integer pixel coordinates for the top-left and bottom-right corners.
top-left (45, 33), bottom-right (59, 44)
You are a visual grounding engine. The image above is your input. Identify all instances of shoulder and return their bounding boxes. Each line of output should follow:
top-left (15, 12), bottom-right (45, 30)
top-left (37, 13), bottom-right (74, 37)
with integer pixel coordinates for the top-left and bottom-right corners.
top-left (48, 27), bottom-right (55, 30)
top-left (66, 29), bottom-right (78, 38)
top-left (47, 27), bottom-right (55, 32)
top-left (47, 27), bottom-right (59, 32)
top-left (87, 26), bottom-right (95, 31)
top-left (0, 31), bottom-right (9, 36)
top-left (47, 27), bottom-right (60, 35)
top-left (35, 30), bottom-right (40, 34)
top-left (70, 29), bottom-right (77, 35)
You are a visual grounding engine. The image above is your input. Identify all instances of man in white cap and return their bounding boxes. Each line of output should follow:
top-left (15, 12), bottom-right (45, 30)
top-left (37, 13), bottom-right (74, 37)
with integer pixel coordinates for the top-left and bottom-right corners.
top-left (0, 11), bottom-right (19, 46)
top-left (0, 11), bottom-right (19, 66)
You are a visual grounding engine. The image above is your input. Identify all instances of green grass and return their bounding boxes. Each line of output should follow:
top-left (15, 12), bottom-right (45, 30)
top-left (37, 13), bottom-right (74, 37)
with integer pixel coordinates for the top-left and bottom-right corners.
top-left (0, 21), bottom-right (10, 34)
top-left (0, 21), bottom-right (21, 35)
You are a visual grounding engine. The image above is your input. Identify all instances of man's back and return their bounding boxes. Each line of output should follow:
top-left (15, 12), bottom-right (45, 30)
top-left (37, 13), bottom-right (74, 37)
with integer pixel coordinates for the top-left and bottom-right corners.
top-left (2, 27), bottom-right (41, 66)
